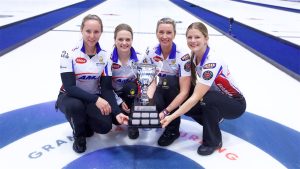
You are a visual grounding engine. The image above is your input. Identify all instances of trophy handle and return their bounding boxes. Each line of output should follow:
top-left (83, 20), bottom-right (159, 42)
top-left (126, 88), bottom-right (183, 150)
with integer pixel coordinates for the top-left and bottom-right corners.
top-left (130, 61), bottom-right (138, 79)
top-left (153, 61), bottom-right (163, 83)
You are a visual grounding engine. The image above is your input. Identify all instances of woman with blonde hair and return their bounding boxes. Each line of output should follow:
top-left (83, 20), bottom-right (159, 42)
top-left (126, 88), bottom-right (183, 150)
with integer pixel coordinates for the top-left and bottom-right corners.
top-left (161, 22), bottom-right (246, 155)
top-left (146, 17), bottom-right (191, 146)
top-left (56, 14), bottom-right (128, 153)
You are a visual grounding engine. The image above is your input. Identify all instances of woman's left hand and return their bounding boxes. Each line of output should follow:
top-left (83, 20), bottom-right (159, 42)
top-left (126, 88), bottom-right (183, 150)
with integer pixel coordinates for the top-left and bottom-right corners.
top-left (116, 113), bottom-right (129, 125)
top-left (160, 115), bottom-right (174, 128)
top-left (121, 102), bottom-right (130, 114)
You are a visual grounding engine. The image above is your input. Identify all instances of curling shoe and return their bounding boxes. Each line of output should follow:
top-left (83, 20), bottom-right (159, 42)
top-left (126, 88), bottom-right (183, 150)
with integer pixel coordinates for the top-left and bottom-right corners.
top-left (197, 142), bottom-right (222, 156)
top-left (73, 136), bottom-right (86, 153)
top-left (158, 127), bottom-right (180, 146)
top-left (128, 127), bottom-right (139, 139)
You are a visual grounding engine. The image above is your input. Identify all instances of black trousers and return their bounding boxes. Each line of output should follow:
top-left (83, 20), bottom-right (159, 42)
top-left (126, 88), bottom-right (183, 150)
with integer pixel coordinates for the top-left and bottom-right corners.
top-left (185, 89), bottom-right (246, 146)
top-left (116, 82), bottom-right (139, 131)
top-left (154, 76), bottom-right (180, 131)
top-left (56, 93), bottom-right (118, 137)
top-left (116, 81), bottom-right (138, 110)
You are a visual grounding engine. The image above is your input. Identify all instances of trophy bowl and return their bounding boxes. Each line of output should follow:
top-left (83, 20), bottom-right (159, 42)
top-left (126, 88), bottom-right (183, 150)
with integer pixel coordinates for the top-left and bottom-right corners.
top-left (135, 63), bottom-right (157, 104)
top-left (129, 63), bottom-right (161, 128)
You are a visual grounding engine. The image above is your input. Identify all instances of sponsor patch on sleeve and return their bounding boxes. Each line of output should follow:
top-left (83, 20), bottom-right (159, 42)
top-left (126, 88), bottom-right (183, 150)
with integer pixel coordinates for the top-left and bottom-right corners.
top-left (60, 50), bottom-right (69, 58)
top-left (203, 63), bottom-right (216, 69)
top-left (181, 54), bottom-right (191, 61)
top-left (145, 47), bottom-right (150, 55)
top-left (202, 70), bottom-right (213, 80)
top-left (184, 61), bottom-right (191, 72)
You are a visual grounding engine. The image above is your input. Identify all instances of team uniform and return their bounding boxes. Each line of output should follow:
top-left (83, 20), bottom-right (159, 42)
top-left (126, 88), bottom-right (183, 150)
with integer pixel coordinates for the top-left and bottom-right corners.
top-left (111, 47), bottom-right (144, 107)
top-left (145, 42), bottom-right (191, 133)
top-left (56, 40), bottom-right (120, 140)
top-left (110, 47), bottom-right (145, 139)
top-left (186, 46), bottom-right (246, 148)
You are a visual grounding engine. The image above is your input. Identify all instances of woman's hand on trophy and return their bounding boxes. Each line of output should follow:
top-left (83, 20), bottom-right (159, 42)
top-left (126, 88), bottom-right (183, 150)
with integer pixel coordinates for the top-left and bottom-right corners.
top-left (159, 109), bottom-right (170, 120)
top-left (116, 113), bottom-right (129, 125)
top-left (160, 115), bottom-right (174, 128)
top-left (159, 112), bottom-right (165, 120)
top-left (121, 102), bottom-right (130, 114)
top-left (96, 97), bottom-right (112, 115)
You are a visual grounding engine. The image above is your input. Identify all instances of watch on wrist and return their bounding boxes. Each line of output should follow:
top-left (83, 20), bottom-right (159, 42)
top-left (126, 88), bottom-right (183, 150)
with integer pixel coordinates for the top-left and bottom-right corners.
top-left (163, 109), bottom-right (170, 116)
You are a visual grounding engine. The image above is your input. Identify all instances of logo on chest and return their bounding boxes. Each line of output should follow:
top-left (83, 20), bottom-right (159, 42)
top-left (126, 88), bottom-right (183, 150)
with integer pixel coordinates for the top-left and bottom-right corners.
top-left (153, 56), bottom-right (163, 62)
top-left (99, 56), bottom-right (105, 65)
top-left (112, 63), bottom-right (121, 69)
top-left (75, 57), bottom-right (87, 64)
top-left (78, 75), bottom-right (97, 80)
top-left (116, 78), bottom-right (130, 84)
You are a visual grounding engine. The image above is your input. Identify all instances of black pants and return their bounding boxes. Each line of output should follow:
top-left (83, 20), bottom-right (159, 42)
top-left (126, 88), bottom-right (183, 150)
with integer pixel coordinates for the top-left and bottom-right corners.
top-left (56, 93), bottom-right (117, 137)
top-left (117, 81), bottom-right (138, 110)
top-left (117, 82), bottom-right (138, 132)
top-left (185, 90), bottom-right (246, 146)
top-left (154, 76), bottom-right (180, 131)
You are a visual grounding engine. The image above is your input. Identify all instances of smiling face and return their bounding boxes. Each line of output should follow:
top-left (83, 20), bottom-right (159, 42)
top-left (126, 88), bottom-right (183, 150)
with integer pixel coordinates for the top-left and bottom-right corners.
top-left (156, 23), bottom-right (175, 48)
top-left (81, 19), bottom-right (102, 49)
top-left (156, 18), bottom-right (176, 50)
top-left (115, 30), bottom-right (133, 54)
top-left (156, 23), bottom-right (175, 49)
top-left (186, 28), bottom-right (208, 54)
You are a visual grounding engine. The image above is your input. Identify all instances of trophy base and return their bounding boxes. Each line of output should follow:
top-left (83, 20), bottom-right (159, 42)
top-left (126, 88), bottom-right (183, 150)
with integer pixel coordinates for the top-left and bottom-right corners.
top-left (129, 97), bottom-right (161, 128)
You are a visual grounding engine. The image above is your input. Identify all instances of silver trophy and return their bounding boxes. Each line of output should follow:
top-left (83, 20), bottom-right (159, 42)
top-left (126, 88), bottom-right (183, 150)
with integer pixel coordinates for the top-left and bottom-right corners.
top-left (129, 63), bottom-right (161, 128)
top-left (136, 63), bottom-right (157, 104)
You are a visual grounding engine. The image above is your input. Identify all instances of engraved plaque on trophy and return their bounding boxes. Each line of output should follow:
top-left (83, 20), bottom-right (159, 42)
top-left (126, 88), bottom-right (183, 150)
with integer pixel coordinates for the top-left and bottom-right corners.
top-left (129, 63), bottom-right (161, 128)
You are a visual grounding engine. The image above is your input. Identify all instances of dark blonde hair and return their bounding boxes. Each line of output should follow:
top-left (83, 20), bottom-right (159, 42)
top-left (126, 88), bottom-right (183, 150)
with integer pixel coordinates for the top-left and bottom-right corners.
top-left (114, 23), bottom-right (133, 40)
top-left (186, 22), bottom-right (209, 85)
top-left (156, 17), bottom-right (176, 34)
top-left (80, 14), bottom-right (103, 32)
top-left (186, 22), bottom-right (208, 38)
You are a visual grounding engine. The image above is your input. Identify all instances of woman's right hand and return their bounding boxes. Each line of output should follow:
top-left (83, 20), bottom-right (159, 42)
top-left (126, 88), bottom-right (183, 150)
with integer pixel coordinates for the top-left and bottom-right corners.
top-left (96, 97), bottom-right (111, 115)
top-left (159, 112), bottom-right (165, 120)
top-left (160, 115), bottom-right (174, 128)
top-left (116, 113), bottom-right (129, 125)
